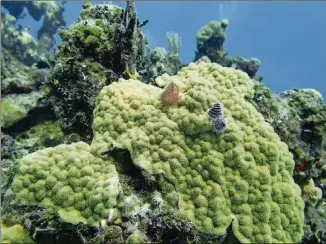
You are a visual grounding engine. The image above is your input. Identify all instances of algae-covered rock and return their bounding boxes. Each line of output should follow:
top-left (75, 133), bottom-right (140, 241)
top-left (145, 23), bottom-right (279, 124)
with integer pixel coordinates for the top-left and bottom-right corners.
top-left (15, 120), bottom-right (64, 154)
top-left (1, 49), bottom-right (48, 95)
top-left (90, 225), bottom-right (124, 244)
top-left (126, 233), bottom-right (146, 244)
top-left (251, 83), bottom-right (326, 179)
top-left (147, 43), bottom-right (183, 83)
top-left (303, 199), bottom-right (326, 243)
top-left (1, 13), bottom-right (41, 66)
top-left (194, 20), bottom-right (261, 79)
top-left (301, 179), bottom-right (322, 207)
top-left (1, 91), bottom-right (45, 128)
top-left (195, 20), bottom-right (228, 65)
top-left (92, 61), bottom-right (304, 243)
top-left (46, 2), bottom-right (149, 136)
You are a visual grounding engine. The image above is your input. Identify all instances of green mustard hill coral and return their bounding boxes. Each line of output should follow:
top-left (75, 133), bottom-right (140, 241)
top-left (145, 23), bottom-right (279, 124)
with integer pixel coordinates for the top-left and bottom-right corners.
top-left (10, 142), bottom-right (120, 226)
top-left (1, 223), bottom-right (34, 244)
top-left (1, 121), bottom-right (64, 202)
top-left (91, 60), bottom-right (305, 243)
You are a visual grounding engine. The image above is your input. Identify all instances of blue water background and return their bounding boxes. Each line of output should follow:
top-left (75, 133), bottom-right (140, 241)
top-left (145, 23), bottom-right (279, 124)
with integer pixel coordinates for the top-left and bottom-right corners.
top-left (9, 1), bottom-right (326, 99)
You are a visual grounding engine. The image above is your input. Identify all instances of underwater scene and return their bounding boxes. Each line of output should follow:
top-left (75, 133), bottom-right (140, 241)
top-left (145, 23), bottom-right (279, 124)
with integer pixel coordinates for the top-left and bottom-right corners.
top-left (1, 1), bottom-right (326, 243)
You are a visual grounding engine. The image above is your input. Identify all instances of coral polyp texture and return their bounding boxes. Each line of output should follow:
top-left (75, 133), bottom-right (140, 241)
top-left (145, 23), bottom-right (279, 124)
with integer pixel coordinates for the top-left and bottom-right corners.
top-left (10, 142), bottom-right (120, 225)
top-left (91, 61), bottom-right (305, 243)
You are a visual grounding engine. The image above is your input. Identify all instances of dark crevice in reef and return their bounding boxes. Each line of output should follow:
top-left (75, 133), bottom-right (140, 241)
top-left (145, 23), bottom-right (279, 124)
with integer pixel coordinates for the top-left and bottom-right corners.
top-left (25, 211), bottom-right (98, 244)
top-left (106, 146), bottom-right (155, 194)
top-left (194, 223), bottom-right (241, 244)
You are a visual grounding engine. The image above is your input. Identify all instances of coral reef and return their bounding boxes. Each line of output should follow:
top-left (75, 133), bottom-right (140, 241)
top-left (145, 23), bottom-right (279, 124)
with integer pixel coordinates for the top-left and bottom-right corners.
top-left (1, 3), bottom-right (64, 201)
top-left (3, 60), bottom-right (307, 243)
top-left (1, 1), bottom-right (325, 243)
top-left (251, 83), bottom-right (326, 181)
top-left (1, 91), bottom-right (46, 129)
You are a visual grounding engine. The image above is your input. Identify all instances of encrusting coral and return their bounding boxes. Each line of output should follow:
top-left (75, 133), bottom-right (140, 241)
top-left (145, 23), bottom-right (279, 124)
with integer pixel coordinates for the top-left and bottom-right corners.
top-left (91, 60), bottom-right (305, 243)
top-left (1, 223), bottom-right (34, 244)
top-left (10, 142), bottom-right (120, 225)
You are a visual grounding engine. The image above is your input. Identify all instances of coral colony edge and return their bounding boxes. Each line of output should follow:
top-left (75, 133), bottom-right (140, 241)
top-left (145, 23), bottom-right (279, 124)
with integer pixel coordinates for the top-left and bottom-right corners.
top-left (1, 1), bottom-right (325, 244)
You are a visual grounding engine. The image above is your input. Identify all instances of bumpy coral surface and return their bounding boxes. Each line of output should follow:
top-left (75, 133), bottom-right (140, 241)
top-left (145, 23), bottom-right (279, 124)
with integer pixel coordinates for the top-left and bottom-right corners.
top-left (92, 61), bottom-right (304, 243)
top-left (1, 223), bottom-right (34, 244)
top-left (11, 142), bottom-right (120, 225)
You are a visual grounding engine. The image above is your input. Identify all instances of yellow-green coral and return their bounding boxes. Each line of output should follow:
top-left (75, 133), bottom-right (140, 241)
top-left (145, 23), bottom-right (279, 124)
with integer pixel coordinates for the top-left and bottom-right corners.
top-left (1, 223), bottom-right (34, 244)
top-left (91, 61), bottom-right (304, 243)
top-left (11, 142), bottom-right (120, 225)
top-left (126, 233), bottom-right (146, 244)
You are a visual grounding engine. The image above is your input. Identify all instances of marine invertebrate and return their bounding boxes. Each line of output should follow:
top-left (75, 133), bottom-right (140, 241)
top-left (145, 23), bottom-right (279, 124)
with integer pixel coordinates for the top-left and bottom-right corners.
top-left (207, 103), bottom-right (228, 133)
top-left (92, 61), bottom-right (304, 243)
top-left (212, 116), bottom-right (228, 133)
top-left (10, 142), bottom-right (120, 225)
top-left (207, 103), bottom-right (223, 119)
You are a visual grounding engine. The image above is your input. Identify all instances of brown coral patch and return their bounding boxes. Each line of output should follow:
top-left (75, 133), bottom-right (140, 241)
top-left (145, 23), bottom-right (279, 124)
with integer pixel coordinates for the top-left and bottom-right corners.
top-left (162, 82), bottom-right (180, 105)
